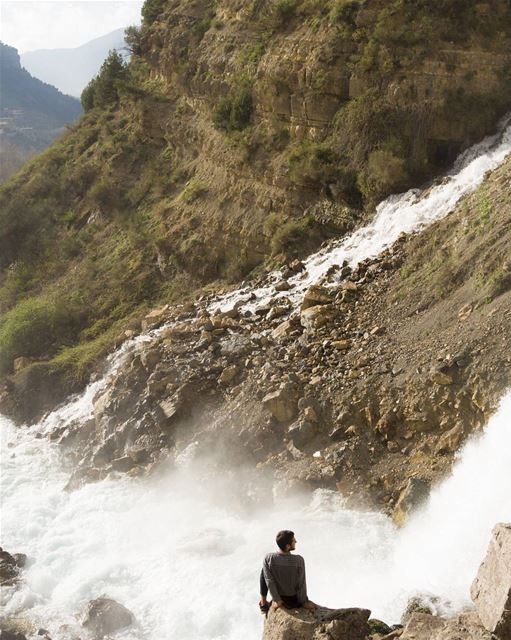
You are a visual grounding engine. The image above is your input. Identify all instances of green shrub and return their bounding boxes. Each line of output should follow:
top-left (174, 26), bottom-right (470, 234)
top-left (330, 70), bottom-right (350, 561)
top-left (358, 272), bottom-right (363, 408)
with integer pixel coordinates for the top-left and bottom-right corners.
top-left (80, 50), bottom-right (127, 111)
top-left (0, 295), bottom-right (85, 374)
top-left (274, 0), bottom-right (299, 24)
top-left (178, 178), bottom-right (208, 203)
top-left (358, 149), bottom-right (408, 203)
top-left (141, 0), bottom-right (168, 25)
top-left (271, 216), bottom-right (316, 256)
top-left (213, 80), bottom-right (253, 132)
top-left (81, 80), bottom-right (96, 112)
top-left (287, 141), bottom-right (340, 186)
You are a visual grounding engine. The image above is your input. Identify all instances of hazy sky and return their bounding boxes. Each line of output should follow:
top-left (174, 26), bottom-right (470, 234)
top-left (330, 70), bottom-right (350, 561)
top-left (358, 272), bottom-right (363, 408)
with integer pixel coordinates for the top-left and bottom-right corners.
top-left (0, 1), bottom-right (144, 52)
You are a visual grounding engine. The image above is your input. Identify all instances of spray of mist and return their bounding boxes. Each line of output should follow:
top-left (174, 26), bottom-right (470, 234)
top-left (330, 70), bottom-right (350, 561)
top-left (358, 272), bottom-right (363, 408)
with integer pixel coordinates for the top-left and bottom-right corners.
top-left (2, 391), bottom-right (511, 639)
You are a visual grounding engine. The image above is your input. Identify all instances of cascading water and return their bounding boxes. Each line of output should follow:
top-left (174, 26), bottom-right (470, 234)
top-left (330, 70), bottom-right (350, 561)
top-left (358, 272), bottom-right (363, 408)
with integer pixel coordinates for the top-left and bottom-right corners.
top-left (2, 117), bottom-right (511, 638)
top-left (2, 393), bottom-right (511, 639)
top-left (212, 113), bottom-right (511, 314)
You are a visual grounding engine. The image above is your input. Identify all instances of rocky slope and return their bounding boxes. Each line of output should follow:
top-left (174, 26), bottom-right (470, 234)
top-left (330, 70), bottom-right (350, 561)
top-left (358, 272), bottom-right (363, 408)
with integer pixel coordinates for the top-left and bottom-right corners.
top-left (3, 148), bottom-right (509, 519)
top-left (1, 0), bottom-right (511, 390)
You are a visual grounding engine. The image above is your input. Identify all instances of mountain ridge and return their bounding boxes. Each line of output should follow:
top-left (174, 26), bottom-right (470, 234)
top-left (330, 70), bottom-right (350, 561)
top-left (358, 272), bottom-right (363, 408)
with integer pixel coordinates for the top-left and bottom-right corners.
top-left (0, 41), bottom-right (82, 181)
top-left (20, 27), bottom-right (128, 97)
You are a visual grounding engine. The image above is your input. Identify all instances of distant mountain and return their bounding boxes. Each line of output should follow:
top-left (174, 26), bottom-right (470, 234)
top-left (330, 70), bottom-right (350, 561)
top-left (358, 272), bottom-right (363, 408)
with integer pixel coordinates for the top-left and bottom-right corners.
top-left (0, 42), bottom-right (82, 181)
top-left (21, 28), bottom-right (128, 98)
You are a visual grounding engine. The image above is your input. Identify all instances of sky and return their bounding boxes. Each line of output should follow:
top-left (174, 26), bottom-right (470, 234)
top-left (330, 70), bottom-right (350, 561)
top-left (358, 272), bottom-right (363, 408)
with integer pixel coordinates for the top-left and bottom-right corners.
top-left (0, 0), bottom-right (144, 53)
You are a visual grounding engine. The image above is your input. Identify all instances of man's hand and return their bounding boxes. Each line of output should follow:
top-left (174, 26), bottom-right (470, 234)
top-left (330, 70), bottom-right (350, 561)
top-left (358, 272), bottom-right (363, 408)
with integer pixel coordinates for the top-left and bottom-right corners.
top-left (272, 601), bottom-right (283, 610)
top-left (303, 601), bottom-right (316, 610)
top-left (259, 597), bottom-right (267, 607)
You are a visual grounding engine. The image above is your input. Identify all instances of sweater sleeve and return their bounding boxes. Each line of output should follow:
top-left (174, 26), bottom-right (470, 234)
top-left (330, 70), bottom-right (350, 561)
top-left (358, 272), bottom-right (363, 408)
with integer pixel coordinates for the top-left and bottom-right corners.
top-left (262, 555), bottom-right (281, 602)
top-left (296, 556), bottom-right (308, 604)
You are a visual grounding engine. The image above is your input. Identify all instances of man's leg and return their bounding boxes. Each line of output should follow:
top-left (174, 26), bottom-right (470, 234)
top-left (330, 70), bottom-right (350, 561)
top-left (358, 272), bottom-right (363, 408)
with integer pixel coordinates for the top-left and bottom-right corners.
top-left (259, 569), bottom-right (270, 614)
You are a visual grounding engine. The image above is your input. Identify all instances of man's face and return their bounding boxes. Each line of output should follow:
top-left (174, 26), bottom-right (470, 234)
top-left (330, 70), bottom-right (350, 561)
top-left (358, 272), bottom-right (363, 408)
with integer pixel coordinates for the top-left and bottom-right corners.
top-left (288, 536), bottom-right (297, 551)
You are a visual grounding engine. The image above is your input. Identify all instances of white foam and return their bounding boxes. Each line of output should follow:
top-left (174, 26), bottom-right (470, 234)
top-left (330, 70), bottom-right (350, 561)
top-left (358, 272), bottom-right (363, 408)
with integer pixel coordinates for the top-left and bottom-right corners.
top-left (2, 391), bottom-right (511, 638)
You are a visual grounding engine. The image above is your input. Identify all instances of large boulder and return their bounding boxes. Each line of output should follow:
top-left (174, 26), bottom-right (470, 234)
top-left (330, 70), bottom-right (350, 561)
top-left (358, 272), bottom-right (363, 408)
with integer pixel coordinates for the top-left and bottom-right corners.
top-left (398, 611), bottom-right (491, 639)
top-left (82, 597), bottom-right (134, 638)
top-left (263, 606), bottom-right (370, 640)
top-left (0, 548), bottom-right (25, 586)
top-left (262, 383), bottom-right (300, 423)
top-left (471, 523), bottom-right (511, 638)
top-left (301, 285), bottom-right (333, 311)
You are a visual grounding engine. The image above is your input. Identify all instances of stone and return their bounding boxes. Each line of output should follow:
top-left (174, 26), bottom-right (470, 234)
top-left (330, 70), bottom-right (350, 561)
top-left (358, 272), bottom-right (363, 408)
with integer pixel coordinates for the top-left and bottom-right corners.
top-left (140, 348), bottom-right (162, 371)
top-left (0, 630), bottom-right (28, 640)
top-left (329, 426), bottom-right (344, 441)
top-left (263, 606), bottom-right (370, 640)
top-left (12, 554), bottom-right (27, 568)
top-left (458, 303), bottom-right (473, 321)
top-left (64, 467), bottom-right (107, 492)
top-left (219, 335), bottom-right (252, 357)
top-left (300, 305), bottom-right (333, 331)
top-left (219, 300), bottom-right (243, 319)
top-left (288, 421), bottom-right (315, 447)
top-left (0, 549), bottom-right (19, 586)
top-left (141, 306), bottom-right (168, 331)
top-left (435, 425), bottom-right (463, 455)
top-left (301, 285), bottom-right (333, 311)
top-left (272, 320), bottom-right (295, 341)
top-left (82, 597), bottom-right (134, 637)
top-left (267, 305), bottom-right (289, 321)
top-left (262, 383), bottom-right (299, 422)
top-left (368, 619), bottom-right (393, 635)
top-left (110, 456), bottom-right (136, 473)
top-left (398, 611), bottom-right (491, 639)
top-left (219, 365), bottom-right (238, 385)
top-left (13, 357), bottom-right (32, 373)
top-left (401, 596), bottom-right (434, 625)
top-left (471, 523), bottom-right (511, 638)
top-left (332, 340), bottom-right (351, 350)
top-left (127, 446), bottom-right (151, 464)
top-left (431, 370), bottom-right (454, 385)
top-left (303, 406), bottom-right (318, 423)
top-left (392, 478), bottom-right (430, 526)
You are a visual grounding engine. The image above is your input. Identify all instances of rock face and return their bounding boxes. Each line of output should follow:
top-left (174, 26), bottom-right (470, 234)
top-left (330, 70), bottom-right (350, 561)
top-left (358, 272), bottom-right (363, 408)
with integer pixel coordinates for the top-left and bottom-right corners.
top-left (82, 597), bottom-right (134, 637)
top-left (471, 523), bottom-right (511, 638)
top-left (263, 606), bottom-right (370, 640)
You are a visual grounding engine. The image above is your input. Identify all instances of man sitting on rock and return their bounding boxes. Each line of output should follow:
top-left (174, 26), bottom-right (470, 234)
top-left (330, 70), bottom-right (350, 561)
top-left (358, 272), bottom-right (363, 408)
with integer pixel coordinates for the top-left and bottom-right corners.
top-left (259, 529), bottom-right (316, 614)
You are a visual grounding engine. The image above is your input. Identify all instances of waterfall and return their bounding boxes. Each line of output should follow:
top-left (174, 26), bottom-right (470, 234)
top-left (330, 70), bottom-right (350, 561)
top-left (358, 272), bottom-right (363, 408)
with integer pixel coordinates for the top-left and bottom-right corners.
top-left (212, 113), bottom-right (511, 314)
top-left (2, 115), bottom-right (511, 638)
top-left (1, 392), bottom-right (511, 639)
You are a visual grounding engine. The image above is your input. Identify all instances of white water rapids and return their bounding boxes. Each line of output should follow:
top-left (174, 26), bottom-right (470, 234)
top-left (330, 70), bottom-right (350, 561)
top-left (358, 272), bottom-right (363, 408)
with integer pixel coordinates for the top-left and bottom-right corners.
top-left (2, 117), bottom-right (511, 638)
top-left (2, 393), bottom-right (511, 639)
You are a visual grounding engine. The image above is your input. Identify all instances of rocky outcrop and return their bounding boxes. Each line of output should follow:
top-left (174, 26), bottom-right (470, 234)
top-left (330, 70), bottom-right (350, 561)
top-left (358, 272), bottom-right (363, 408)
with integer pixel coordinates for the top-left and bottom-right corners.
top-left (82, 597), bottom-right (134, 638)
top-left (471, 523), bottom-right (511, 638)
top-left (263, 606), bottom-right (370, 640)
top-left (0, 548), bottom-right (27, 586)
top-left (397, 611), bottom-right (491, 640)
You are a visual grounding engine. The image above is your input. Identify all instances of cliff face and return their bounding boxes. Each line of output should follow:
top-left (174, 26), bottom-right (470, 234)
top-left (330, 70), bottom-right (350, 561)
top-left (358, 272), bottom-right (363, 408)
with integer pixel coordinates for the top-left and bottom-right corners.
top-left (1, 0), bottom-right (511, 394)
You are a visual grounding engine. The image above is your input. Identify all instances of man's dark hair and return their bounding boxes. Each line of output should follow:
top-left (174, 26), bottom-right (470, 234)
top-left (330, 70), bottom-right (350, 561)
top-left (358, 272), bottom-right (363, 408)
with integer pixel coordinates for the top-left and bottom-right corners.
top-left (276, 530), bottom-right (294, 550)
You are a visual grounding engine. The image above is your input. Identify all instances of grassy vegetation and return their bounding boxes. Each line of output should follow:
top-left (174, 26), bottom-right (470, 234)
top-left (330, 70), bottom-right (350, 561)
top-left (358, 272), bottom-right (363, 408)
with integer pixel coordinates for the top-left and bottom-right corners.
top-left (2, 0), bottom-right (511, 396)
